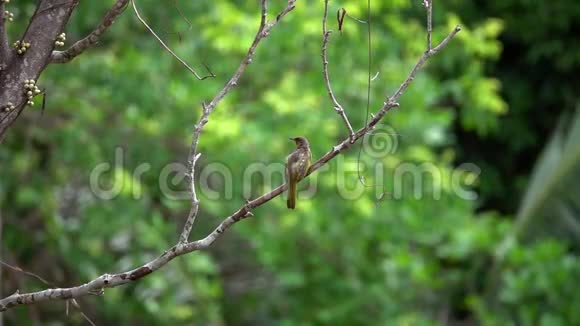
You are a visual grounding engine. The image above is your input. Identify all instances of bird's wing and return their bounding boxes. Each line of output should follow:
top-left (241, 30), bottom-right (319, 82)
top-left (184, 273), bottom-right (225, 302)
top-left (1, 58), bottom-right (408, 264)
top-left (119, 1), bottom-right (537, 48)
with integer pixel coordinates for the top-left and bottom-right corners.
top-left (286, 151), bottom-right (302, 181)
top-left (285, 156), bottom-right (289, 180)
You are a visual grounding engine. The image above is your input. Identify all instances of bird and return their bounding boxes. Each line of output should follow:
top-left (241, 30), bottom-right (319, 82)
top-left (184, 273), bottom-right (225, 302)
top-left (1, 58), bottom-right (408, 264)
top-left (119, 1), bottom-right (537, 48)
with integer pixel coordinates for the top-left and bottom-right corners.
top-left (285, 136), bottom-right (312, 209)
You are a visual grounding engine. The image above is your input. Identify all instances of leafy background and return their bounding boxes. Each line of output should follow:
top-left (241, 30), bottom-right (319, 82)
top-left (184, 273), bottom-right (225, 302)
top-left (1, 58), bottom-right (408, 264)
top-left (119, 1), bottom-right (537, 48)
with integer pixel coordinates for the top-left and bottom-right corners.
top-left (1, 0), bottom-right (579, 324)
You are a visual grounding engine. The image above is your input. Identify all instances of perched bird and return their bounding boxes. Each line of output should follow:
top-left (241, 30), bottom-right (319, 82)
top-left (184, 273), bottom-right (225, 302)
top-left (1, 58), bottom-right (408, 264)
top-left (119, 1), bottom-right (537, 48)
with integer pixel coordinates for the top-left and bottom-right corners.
top-left (285, 136), bottom-right (312, 209)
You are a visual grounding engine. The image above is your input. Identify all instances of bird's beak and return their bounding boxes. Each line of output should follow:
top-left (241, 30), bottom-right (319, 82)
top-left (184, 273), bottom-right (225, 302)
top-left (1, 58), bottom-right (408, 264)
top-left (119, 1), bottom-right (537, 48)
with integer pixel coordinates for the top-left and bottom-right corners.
top-left (289, 137), bottom-right (294, 141)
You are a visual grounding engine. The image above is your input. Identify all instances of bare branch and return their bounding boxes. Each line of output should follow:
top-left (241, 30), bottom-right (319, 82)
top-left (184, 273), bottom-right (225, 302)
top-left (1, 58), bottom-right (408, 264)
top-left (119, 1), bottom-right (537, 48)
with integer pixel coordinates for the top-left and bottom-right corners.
top-left (177, 0), bottom-right (292, 242)
top-left (260, 0), bottom-right (267, 27)
top-left (50, 0), bottom-right (129, 63)
top-left (0, 1), bottom-right (460, 312)
top-left (431, 25), bottom-right (461, 53)
top-left (424, 0), bottom-right (432, 50)
top-left (160, 1), bottom-right (193, 40)
top-left (130, 0), bottom-right (214, 80)
top-left (322, 0), bottom-right (355, 142)
top-left (177, 104), bottom-right (207, 244)
top-left (0, 260), bottom-right (52, 286)
top-left (204, 0), bottom-right (295, 113)
top-left (391, 25), bottom-right (461, 102)
top-left (0, 257), bottom-right (96, 324)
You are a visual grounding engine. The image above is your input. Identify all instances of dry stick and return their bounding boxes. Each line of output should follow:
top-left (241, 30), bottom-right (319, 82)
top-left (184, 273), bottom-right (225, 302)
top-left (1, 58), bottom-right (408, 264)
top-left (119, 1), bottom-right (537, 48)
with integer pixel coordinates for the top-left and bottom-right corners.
top-left (205, 0), bottom-right (293, 113)
top-left (0, 260), bottom-right (52, 286)
top-left (321, 0), bottom-right (355, 142)
top-left (0, 9), bottom-right (460, 315)
top-left (425, 0), bottom-right (433, 50)
top-left (178, 105), bottom-right (206, 244)
top-left (0, 258), bottom-right (96, 325)
top-left (50, 0), bottom-right (129, 63)
top-left (130, 0), bottom-right (214, 80)
top-left (178, 0), bottom-right (288, 243)
top-left (391, 25), bottom-right (460, 102)
top-left (161, 0), bottom-right (193, 41)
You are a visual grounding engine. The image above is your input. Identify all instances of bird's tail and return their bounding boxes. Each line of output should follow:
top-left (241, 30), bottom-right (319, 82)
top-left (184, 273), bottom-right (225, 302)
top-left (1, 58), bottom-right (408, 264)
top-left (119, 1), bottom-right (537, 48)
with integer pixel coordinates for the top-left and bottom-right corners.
top-left (287, 179), bottom-right (296, 209)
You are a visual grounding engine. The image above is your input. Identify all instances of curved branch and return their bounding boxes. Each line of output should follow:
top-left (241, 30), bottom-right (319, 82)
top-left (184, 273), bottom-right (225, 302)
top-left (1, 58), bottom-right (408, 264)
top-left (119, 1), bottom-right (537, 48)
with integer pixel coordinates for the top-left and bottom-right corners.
top-left (204, 0), bottom-right (294, 112)
top-left (129, 0), bottom-right (215, 80)
top-left (178, 0), bottom-right (288, 243)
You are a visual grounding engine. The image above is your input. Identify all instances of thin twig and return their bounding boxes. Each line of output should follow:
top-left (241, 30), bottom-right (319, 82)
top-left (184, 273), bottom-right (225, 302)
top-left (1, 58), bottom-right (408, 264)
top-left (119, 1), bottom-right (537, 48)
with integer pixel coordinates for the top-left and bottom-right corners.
top-left (0, 260), bottom-right (53, 285)
top-left (0, 258), bottom-right (96, 325)
top-left (260, 0), bottom-right (267, 27)
top-left (130, 0), bottom-right (214, 80)
top-left (0, 2), bottom-right (460, 312)
top-left (204, 0), bottom-right (294, 113)
top-left (357, 0), bottom-right (372, 187)
top-left (322, 0), bottom-right (355, 142)
top-left (391, 25), bottom-right (461, 101)
top-left (425, 0), bottom-right (432, 50)
top-left (50, 0), bottom-right (130, 63)
top-left (160, 0), bottom-right (193, 41)
top-left (177, 102), bottom-right (207, 244)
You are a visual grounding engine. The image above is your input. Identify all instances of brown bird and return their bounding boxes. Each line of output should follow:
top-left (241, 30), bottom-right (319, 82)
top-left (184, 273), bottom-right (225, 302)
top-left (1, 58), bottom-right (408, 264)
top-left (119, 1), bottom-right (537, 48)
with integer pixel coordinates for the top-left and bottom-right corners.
top-left (285, 136), bottom-right (312, 209)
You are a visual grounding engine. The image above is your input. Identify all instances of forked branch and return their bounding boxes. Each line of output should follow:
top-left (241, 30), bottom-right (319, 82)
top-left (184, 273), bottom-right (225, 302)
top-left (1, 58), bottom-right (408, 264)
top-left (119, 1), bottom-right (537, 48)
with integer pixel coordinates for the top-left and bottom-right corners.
top-left (130, 0), bottom-right (214, 80)
top-left (178, 0), bottom-right (293, 243)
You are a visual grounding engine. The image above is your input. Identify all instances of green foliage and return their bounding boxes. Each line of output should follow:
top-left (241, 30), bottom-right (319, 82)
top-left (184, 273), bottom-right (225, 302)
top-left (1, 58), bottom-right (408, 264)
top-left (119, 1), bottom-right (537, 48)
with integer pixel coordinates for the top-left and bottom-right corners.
top-left (1, 0), bottom-right (579, 325)
top-left (472, 239), bottom-right (580, 325)
top-left (447, 0), bottom-right (580, 213)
